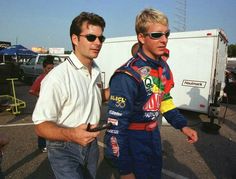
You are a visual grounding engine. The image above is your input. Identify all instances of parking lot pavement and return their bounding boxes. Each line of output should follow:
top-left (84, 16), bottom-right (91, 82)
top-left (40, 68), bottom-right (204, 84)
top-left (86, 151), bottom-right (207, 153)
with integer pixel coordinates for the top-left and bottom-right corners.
top-left (0, 81), bottom-right (236, 179)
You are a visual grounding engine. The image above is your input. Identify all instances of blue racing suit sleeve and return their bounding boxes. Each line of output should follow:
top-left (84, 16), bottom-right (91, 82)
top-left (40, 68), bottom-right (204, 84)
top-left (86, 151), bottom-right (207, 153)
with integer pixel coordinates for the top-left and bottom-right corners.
top-left (104, 73), bottom-right (139, 175)
top-left (163, 108), bottom-right (187, 129)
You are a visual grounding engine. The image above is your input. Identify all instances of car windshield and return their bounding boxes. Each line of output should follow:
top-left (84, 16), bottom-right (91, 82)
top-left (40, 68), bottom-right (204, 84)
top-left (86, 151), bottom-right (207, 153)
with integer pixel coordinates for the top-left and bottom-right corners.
top-left (37, 56), bottom-right (61, 65)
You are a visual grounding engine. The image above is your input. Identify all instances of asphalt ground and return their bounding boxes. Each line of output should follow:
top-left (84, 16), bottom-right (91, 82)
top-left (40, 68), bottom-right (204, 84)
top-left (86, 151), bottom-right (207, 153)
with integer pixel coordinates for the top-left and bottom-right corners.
top-left (0, 81), bottom-right (236, 179)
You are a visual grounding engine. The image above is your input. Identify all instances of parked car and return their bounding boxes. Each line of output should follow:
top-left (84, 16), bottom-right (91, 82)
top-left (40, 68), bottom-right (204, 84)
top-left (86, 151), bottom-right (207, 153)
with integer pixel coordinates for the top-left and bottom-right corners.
top-left (55, 54), bottom-right (70, 62)
top-left (19, 54), bottom-right (69, 82)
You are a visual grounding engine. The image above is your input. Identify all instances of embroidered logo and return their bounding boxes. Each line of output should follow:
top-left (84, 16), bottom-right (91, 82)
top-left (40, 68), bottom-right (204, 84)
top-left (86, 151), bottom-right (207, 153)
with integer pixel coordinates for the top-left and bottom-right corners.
top-left (110, 136), bottom-right (119, 157)
top-left (143, 93), bottom-right (163, 111)
top-left (110, 95), bottom-right (126, 108)
top-left (108, 110), bottom-right (122, 116)
top-left (107, 118), bottom-right (118, 126)
top-left (143, 76), bottom-right (154, 95)
top-left (138, 66), bottom-right (151, 78)
top-left (107, 129), bottom-right (119, 134)
top-left (144, 111), bottom-right (160, 119)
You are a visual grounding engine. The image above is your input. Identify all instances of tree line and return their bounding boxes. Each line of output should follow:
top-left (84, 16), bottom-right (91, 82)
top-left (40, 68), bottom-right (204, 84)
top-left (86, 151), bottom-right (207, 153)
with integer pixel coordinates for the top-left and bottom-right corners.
top-left (228, 44), bottom-right (236, 57)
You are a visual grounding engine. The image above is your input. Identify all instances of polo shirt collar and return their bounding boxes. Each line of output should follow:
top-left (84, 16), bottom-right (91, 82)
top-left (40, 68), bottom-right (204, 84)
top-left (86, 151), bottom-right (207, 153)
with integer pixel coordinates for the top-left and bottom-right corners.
top-left (68, 52), bottom-right (99, 70)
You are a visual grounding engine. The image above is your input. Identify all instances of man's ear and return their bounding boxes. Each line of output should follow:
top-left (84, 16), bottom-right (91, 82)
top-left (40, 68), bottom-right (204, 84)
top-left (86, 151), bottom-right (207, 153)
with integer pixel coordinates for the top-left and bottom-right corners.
top-left (137, 33), bottom-right (145, 45)
top-left (71, 34), bottom-right (79, 46)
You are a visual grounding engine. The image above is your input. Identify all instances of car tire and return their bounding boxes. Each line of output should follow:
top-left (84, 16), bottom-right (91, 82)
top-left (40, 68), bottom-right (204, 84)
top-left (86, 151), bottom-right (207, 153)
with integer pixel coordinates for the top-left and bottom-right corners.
top-left (19, 70), bottom-right (25, 82)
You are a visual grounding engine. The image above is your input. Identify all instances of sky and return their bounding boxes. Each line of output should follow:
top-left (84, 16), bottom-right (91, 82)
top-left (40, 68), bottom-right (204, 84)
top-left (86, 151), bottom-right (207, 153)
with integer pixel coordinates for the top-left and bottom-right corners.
top-left (0, 0), bottom-right (236, 51)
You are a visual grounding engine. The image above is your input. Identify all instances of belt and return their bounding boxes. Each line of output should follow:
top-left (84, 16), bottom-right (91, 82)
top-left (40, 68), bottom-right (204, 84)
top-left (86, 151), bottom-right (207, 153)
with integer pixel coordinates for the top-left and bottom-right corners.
top-left (128, 120), bottom-right (158, 131)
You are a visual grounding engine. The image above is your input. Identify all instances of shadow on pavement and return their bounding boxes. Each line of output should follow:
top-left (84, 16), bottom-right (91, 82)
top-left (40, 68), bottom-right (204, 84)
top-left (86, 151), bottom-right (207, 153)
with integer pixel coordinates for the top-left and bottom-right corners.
top-left (162, 140), bottom-right (198, 179)
top-left (25, 158), bottom-right (55, 179)
top-left (182, 105), bottom-right (236, 179)
top-left (96, 157), bottom-right (119, 179)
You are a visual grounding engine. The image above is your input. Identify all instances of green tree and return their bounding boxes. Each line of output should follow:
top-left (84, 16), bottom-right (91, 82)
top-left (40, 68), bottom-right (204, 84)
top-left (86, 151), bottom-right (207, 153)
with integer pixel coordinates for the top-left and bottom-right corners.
top-left (65, 50), bottom-right (72, 54)
top-left (228, 44), bottom-right (236, 57)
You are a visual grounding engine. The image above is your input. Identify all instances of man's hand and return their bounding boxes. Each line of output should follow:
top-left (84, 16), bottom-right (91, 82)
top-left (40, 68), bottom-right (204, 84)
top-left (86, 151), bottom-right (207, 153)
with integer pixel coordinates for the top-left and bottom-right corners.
top-left (35, 122), bottom-right (100, 147)
top-left (69, 124), bottom-right (100, 146)
top-left (181, 127), bottom-right (198, 144)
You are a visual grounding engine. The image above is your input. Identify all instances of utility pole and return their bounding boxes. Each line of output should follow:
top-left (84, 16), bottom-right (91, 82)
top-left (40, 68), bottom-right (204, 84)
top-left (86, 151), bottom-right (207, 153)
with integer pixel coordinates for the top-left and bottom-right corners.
top-left (173, 0), bottom-right (187, 32)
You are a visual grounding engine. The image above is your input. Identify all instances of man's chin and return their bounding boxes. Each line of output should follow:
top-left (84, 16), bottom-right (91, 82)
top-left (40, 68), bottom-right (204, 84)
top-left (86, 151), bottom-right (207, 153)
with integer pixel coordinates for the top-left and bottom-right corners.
top-left (156, 52), bottom-right (165, 57)
top-left (88, 55), bottom-right (98, 60)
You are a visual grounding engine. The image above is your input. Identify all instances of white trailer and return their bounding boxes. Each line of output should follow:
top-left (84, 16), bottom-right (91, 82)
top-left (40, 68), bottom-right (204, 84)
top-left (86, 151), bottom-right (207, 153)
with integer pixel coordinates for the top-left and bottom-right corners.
top-left (95, 29), bottom-right (228, 119)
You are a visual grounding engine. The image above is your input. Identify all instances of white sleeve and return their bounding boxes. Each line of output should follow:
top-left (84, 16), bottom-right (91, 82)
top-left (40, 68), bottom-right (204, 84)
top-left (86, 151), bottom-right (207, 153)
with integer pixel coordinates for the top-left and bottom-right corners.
top-left (32, 74), bottom-right (65, 124)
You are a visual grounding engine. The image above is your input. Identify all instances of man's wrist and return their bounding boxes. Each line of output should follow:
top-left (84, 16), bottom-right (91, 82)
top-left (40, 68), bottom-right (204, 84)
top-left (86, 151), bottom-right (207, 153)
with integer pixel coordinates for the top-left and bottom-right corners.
top-left (180, 126), bottom-right (187, 132)
top-left (61, 127), bottom-right (73, 142)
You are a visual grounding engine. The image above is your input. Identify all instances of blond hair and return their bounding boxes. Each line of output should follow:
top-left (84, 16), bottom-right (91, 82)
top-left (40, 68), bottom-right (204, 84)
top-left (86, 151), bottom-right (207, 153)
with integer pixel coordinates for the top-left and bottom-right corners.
top-left (135, 8), bottom-right (169, 34)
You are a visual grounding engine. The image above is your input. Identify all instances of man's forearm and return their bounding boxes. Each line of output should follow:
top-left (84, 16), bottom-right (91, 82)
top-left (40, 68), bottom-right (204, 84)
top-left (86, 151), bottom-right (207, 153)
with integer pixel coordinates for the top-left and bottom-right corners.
top-left (34, 121), bottom-right (73, 142)
top-left (34, 121), bottom-right (100, 146)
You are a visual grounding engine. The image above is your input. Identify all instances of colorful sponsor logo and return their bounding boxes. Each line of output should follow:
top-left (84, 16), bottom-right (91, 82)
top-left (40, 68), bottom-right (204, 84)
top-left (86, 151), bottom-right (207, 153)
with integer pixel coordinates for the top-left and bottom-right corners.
top-left (143, 93), bottom-right (163, 111)
top-left (144, 76), bottom-right (154, 94)
top-left (110, 95), bottom-right (126, 108)
top-left (143, 76), bottom-right (153, 89)
top-left (141, 68), bottom-right (166, 95)
top-left (110, 136), bottom-right (119, 157)
top-left (108, 110), bottom-right (122, 116)
top-left (107, 118), bottom-right (118, 126)
top-left (138, 66), bottom-right (151, 78)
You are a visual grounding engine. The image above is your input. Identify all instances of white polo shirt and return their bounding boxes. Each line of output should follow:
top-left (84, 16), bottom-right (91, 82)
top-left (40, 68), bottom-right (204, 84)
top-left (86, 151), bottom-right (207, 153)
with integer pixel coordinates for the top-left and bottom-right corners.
top-left (32, 52), bottom-right (103, 127)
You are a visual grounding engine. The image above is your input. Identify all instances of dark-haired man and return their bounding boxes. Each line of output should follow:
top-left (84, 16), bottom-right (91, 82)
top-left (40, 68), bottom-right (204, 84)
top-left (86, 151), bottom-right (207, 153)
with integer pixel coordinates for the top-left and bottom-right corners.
top-left (32, 12), bottom-right (108, 179)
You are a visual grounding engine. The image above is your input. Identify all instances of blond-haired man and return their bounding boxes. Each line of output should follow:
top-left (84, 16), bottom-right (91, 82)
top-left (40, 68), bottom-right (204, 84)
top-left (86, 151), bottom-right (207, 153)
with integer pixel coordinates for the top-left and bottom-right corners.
top-left (104, 8), bottom-right (198, 179)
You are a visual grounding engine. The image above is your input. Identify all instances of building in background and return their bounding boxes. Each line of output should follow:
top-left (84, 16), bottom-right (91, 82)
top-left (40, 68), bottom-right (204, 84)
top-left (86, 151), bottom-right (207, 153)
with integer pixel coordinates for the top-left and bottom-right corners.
top-left (32, 47), bottom-right (65, 54)
top-left (32, 47), bottom-right (47, 54)
top-left (48, 47), bottom-right (65, 54)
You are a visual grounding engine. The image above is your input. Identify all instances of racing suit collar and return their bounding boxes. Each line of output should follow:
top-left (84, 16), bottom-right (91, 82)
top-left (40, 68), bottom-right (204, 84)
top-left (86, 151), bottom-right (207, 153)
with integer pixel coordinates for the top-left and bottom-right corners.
top-left (137, 49), bottom-right (164, 67)
top-left (138, 49), bottom-right (172, 81)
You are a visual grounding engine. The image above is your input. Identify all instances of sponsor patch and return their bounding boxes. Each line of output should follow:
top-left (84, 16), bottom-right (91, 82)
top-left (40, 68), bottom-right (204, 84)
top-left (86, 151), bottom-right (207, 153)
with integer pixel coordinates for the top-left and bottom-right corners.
top-left (143, 76), bottom-right (154, 94)
top-left (107, 129), bottom-right (119, 134)
top-left (143, 93), bottom-right (163, 111)
top-left (110, 136), bottom-right (119, 157)
top-left (108, 110), bottom-right (122, 116)
top-left (107, 118), bottom-right (118, 126)
top-left (138, 66), bottom-right (151, 78)
top-left (144, 111), bottom-right (160, 119)
top-left (110, 95), bottom-right (126, 108)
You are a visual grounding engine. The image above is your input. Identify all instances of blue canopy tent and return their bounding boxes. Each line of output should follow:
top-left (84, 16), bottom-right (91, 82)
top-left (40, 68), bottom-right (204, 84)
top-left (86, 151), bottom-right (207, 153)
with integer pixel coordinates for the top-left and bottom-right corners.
top-left (0, 45), bottom-right (37, 63)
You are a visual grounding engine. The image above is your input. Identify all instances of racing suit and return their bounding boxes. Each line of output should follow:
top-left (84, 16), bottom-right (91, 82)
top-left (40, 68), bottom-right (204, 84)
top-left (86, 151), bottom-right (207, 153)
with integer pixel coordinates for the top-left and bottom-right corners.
top-left (104, 49), bottom-right (188, 179)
